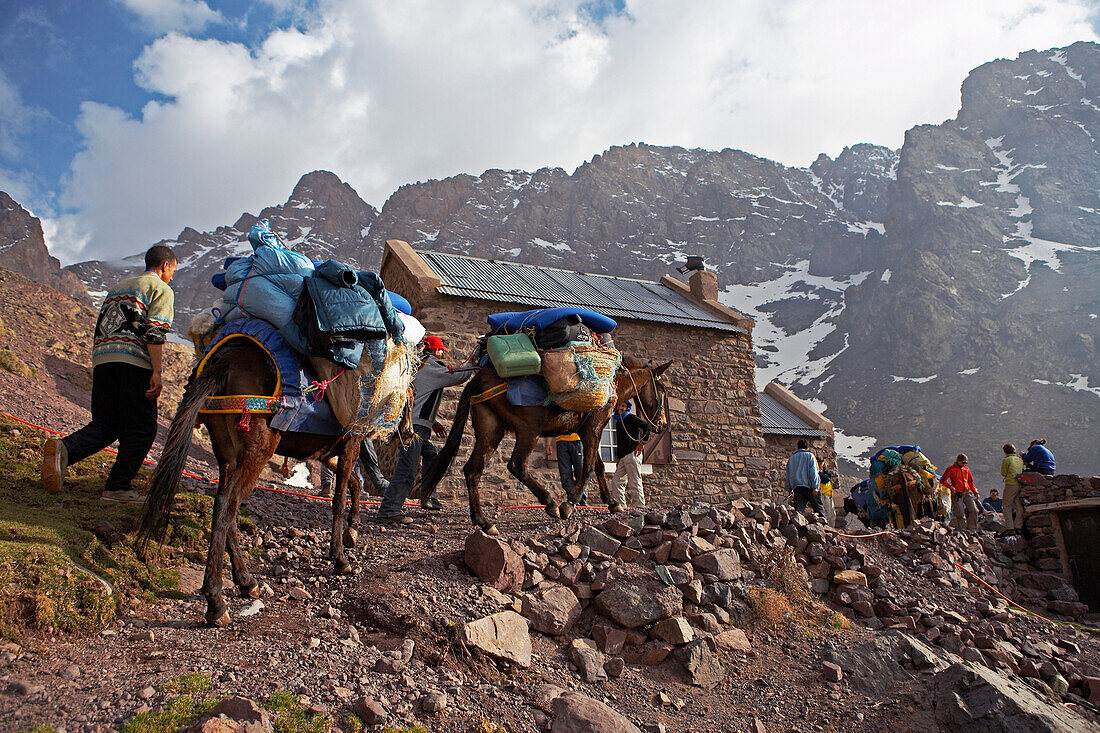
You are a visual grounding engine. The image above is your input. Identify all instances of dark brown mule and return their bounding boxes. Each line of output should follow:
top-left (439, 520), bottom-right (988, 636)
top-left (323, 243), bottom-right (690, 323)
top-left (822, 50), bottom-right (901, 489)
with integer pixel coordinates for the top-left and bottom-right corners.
top-left (419, 356), bottom-right (671, 535)
top-left (138, 339), bottom-right (387, 627)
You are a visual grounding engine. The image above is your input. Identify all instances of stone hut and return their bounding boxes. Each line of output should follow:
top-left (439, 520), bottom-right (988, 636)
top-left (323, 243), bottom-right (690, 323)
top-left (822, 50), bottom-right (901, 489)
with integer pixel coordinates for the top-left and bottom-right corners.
top-left (378, 239), bottom-right (770, 508)
top-left (757, 381), bottom-right (836, 499)
top-left (1022, 474), bottom-right (1100, 613)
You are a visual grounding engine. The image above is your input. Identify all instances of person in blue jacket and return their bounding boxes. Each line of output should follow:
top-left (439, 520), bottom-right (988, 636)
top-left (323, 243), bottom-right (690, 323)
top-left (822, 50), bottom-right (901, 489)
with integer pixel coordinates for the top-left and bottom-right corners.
top-left (786, 439), bottom-right (823, 516)
top-left (1021, 439), bottom-right (1056, 476)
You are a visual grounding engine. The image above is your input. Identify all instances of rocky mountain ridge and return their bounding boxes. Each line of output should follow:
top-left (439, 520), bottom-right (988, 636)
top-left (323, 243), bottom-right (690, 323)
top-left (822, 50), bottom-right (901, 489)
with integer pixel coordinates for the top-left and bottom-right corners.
top-left (0, 192), bottom-right (87, 300)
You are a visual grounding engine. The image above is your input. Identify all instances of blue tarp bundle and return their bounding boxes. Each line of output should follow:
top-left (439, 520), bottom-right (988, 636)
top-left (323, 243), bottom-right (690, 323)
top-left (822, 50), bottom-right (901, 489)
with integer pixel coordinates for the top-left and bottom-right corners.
top-left (487, 307), bottom-right (617, 335)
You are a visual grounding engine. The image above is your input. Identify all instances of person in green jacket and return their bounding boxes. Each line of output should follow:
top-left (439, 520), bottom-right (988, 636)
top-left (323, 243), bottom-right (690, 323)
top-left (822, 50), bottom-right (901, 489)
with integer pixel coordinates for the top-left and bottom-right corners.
top-left (1000, 443), bottom-right (1025, 534)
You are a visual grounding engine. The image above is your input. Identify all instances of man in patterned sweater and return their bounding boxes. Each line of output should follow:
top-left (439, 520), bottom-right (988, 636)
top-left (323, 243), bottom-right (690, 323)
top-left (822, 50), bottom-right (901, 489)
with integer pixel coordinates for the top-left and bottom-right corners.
top-left (42, 245), bottom-right (178, 503)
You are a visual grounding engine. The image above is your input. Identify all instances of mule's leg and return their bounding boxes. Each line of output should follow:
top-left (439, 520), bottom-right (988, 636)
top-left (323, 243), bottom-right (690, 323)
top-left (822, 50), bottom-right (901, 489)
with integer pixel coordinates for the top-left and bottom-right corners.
top-left (227, 521), bottom-right (259, 598)
top-left (343, 464), bottom-right (362, 549)
top-left (202, 421), bottom-right (276, 626)
top-left (506, 428), bottom-right (560, 519)
top-left (463, 407), bottom-right (504, 535)
top-left (330, 440), bottom-right (359, 575)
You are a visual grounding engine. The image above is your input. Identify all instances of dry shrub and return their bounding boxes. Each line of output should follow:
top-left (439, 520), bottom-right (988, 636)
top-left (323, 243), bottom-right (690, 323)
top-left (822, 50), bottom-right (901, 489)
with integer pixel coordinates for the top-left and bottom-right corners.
top-left (750, 546), bottom-right (837, 630)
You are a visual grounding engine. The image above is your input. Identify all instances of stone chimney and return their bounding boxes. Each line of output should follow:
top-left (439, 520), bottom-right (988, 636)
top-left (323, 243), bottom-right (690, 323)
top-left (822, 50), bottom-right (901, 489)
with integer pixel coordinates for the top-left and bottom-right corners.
top-left (689, 268), bottom-right (718, 302)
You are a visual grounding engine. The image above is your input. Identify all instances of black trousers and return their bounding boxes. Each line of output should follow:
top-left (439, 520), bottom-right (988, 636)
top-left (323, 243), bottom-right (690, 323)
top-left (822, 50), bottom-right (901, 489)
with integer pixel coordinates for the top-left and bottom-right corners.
top-left (793, 485), bottom-right (824, 516)
top-left (62, 362), bottom-right (158, 492)
top-left (557, 440), bottom-right (584, 500)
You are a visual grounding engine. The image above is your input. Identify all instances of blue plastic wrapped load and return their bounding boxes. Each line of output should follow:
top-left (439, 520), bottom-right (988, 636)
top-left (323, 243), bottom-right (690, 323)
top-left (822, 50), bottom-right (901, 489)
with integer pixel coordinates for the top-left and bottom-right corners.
top-left (219, 219), bottom-right (315, 330)
top-left (387, 291), bottom-right (412, 316)
top-left (487, 307), bottom-right (617, 335)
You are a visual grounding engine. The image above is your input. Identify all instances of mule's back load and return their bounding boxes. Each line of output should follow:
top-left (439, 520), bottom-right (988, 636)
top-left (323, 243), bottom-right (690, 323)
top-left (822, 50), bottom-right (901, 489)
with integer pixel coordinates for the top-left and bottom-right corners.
top-left (484, 307), bottom-right (622, 412)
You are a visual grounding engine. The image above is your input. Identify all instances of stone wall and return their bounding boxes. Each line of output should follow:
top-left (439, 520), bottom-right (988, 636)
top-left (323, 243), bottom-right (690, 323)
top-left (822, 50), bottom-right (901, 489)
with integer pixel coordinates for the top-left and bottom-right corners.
top-left (378, 245), bottom-right (770, 509)
top-left (1022, 474), bottom-right (1100, 575)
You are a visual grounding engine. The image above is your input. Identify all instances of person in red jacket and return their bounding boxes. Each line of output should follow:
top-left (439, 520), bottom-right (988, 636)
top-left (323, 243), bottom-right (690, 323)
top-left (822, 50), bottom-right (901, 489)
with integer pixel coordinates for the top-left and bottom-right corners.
top-left (941, 453), bottom-right (980, 531)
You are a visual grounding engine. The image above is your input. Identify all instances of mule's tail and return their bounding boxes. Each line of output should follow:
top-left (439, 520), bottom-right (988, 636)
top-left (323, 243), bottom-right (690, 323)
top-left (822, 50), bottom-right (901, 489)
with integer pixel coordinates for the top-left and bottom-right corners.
top-left (137, 344), bottom-right (236, 553)
top-left (415, 378), bottom-right (475, 492)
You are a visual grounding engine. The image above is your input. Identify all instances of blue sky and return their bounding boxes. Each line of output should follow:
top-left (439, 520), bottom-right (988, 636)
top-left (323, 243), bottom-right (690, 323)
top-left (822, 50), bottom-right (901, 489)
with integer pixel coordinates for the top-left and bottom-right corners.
top-left (1, 0), bottom-right (1097, 263)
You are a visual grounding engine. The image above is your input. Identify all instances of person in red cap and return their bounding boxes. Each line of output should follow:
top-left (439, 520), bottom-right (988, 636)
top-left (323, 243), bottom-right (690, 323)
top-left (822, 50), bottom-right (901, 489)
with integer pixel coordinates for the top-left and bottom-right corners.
top-left (375, 334), bottom-right (472, 523)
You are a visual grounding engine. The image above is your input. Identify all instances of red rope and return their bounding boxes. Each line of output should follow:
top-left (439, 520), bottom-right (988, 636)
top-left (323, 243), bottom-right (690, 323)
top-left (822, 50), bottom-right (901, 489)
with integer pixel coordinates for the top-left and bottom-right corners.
top-left (0, 410), bottom-right (606, 511)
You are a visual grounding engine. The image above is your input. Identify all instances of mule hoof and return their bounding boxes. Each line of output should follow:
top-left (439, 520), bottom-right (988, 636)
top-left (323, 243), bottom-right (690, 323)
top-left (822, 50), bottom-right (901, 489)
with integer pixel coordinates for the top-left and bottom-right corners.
top-left (544, 503), bottom-right (561, 519)
top-left (333, 556), bottom-right (353, 575)
top-left (240, 581), bottom-right (260, 599)
top-left (559, 502), bottom-right (574, 519)
top-left (342, 526), bottom-right (358, 548)
top-left (486, 525), bottom-right (500, 537)
top-left (206, 608), bottom-right (231, 627)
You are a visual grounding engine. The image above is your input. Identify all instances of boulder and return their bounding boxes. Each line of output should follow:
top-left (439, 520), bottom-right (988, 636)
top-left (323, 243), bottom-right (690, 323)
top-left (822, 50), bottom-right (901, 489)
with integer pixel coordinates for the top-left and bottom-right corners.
top-left (651, 616), bottom-right (694, 645)
top-left (522, 585), bottom-right (582, 635)
top-left (832, 569), bottom-right (867, 587)
top-left (465, 530), bottom-right (525, 594)
top-left (594, 571), bottom-right (683, 629)
top-left (571, 646), bottom-right (608, 684)
top-left (713, 628), bottom-right (752, 653)
top-left (551, 691), bottom-right (641, 733)
top-left (460, 611), bottom-right (533, 667)
top-left (691, 549), bottom-right (742, 581)
top-left (580, 526), bottom-right (622, 557)
top-left (352, 697), bottom-right (387, 726)
top-left (674, 639), bottom-right (724, 687)
top-left (933, 662), bottom-right (1094, 732)
top-left (186, 697), bottom-right (272, 733)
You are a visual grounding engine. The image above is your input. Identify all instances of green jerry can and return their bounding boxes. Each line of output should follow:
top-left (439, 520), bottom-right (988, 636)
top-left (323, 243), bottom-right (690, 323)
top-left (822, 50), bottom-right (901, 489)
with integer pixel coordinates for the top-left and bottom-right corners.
top-left (486, 333), bottom-right (542, 377)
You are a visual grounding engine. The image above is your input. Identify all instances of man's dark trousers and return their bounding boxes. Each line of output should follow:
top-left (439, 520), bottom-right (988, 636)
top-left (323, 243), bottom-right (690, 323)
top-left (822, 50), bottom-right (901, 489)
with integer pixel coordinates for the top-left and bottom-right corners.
top-left (793, 485), bottom-right (824, 516)
top-left (557, 440), bottom-right (585, 503)
top-left (62, 362), bottom-right (157, 492)
top-left (378, 425), bottom-right (438, 517)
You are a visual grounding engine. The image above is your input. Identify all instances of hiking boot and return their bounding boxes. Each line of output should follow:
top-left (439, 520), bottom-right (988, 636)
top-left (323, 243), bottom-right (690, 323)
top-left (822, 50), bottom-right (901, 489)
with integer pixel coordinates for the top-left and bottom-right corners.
top-left (421, 496), bottom-right (443, 511)
top-left (373, 514), bottom-right (414, 525)
top-left (101, 489), bottom-right (144, 505)
top-left (42, 438), bottom-right (68, 494)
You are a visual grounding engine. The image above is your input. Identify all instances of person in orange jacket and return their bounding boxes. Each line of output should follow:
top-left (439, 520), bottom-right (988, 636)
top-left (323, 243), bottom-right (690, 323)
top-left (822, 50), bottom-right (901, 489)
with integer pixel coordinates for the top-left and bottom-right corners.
top-left (941, 453), bottom-right (980, 531)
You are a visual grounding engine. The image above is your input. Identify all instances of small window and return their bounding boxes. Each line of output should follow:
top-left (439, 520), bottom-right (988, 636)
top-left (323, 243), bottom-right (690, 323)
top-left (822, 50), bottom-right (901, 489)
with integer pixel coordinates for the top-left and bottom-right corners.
top-left (599, 423), bottom-right (616, 463)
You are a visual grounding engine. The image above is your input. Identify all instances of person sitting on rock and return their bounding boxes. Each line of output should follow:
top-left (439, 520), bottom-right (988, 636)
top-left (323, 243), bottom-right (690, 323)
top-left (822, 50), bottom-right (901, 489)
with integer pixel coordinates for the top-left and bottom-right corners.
top-left (941, 453), bottom-right (980, 531)
top-left (982, 488), bottom-right (1003, 513)
top-left (1021, 439), bottom-right (1056, 477)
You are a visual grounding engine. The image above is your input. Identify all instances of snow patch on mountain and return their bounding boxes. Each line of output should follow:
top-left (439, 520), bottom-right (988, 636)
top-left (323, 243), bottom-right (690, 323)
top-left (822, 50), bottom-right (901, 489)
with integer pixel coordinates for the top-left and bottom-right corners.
top-left (720, 260), bottom-right (870, 389)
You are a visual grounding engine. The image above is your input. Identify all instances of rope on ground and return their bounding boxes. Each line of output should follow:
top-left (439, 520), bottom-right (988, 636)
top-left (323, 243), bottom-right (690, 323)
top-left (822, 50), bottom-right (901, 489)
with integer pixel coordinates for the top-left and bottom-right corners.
top-left (0, 410), bottom-right (607, 511)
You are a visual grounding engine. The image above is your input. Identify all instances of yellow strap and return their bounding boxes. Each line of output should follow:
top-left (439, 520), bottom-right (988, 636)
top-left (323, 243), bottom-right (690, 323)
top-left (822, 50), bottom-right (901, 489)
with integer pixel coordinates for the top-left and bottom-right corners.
top-left (471, 383), bottom-right (508, 404)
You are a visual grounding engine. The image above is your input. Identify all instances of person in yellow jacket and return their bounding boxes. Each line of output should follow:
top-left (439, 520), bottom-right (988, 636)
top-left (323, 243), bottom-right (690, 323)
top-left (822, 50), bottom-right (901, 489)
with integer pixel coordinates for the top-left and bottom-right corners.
top-left (819, 460), bottom-right (837, 527)
top-left (556, 433), bottom-right (586, 505)
top-left (1000, 443), bottom-right (1025, 534)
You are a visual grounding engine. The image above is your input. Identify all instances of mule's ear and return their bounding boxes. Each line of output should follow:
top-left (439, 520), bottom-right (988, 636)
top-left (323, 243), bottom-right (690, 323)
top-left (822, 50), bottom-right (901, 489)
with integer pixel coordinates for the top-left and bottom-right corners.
top-left (653, 360), bottom-right (673, 377)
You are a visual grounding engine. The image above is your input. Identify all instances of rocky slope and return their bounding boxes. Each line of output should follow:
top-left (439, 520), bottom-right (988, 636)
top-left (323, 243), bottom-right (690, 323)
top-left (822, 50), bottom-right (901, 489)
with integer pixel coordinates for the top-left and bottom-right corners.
top-left (0, 193), bottom-right (87, 300)
top-left (47, 42), bottom-right (1100, 483)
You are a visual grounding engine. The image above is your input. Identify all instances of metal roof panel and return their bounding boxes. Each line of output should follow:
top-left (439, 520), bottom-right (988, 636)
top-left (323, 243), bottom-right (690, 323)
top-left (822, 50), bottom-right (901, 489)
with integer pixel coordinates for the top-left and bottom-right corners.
top-left (419, 250), bottom-right (744, 333)
top-left (758, 392), bottom-right (829, 437)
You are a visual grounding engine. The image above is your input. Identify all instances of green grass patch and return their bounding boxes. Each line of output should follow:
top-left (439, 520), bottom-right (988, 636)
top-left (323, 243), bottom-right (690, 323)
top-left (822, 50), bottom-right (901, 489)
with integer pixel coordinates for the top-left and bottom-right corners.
top-left (0, 349), bottom-right (35, 378)
top-left (0, 416), bottom-right (221, 640)
top-left (158, 672), bottom-right (213, 696)
top-left (266, 691), bottom-right (332, 733)
top-left (382, 726), bottom-right (429, 733)
top-left (120, 695), bottom-right (216, 733)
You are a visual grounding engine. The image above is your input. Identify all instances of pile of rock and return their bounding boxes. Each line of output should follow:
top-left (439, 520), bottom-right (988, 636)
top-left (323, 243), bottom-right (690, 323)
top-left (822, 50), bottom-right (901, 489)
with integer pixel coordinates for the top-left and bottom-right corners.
top-left (459, 498), bottom-right (1100, 709)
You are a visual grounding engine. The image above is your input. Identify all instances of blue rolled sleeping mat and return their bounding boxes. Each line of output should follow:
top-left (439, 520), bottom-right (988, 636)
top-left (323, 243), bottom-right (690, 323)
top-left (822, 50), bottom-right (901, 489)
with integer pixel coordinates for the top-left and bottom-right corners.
top-left (487, 307), bottom-right (617, 335)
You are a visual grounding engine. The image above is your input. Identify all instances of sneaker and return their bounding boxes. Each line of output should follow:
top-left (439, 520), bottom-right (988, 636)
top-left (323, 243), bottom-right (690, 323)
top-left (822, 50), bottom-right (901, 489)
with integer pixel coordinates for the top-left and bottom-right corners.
top-left (42, 438), bottom-right (68, 494)
top-left (101, 489), bottom-right (144, 505)
top-left (373, 514), bottom-right (414, 525)
top-left (421, 496), bottom-right (443, 511)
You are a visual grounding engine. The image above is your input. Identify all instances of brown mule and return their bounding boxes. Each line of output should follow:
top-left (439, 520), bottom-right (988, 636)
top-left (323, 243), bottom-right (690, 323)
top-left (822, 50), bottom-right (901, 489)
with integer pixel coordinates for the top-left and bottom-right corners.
top-left (418, 356), bottom-right (671, 535)
top-left (138, 339), bottom-right (406, 627)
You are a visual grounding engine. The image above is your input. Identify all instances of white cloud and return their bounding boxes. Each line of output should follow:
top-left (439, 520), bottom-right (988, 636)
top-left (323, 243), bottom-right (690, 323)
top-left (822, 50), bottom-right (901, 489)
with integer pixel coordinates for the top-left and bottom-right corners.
top-left (117, 0), bottom-right (223, 34)
top-left (55, 0), bottom-right (1099, 262)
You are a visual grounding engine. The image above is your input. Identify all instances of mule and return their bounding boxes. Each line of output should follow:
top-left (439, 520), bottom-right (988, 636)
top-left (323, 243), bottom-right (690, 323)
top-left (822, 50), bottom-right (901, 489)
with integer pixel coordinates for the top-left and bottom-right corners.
top-left (138, 339), bottom-right (397, 627)
top-left (419, 356), bottom-right (671, 535)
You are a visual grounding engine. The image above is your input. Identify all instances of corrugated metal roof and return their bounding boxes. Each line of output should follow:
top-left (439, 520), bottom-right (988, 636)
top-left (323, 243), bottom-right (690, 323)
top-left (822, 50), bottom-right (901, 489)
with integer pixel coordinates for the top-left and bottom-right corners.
top-left (758, 392), bottom-right (829, 437)
top-left (418, 250), bottom-right (744, 333)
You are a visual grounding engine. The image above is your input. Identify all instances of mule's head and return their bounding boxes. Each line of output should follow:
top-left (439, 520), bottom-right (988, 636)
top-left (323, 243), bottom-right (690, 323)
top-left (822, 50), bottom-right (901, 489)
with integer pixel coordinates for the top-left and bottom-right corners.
top-left (635, 360), bottom-right (672, 433)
